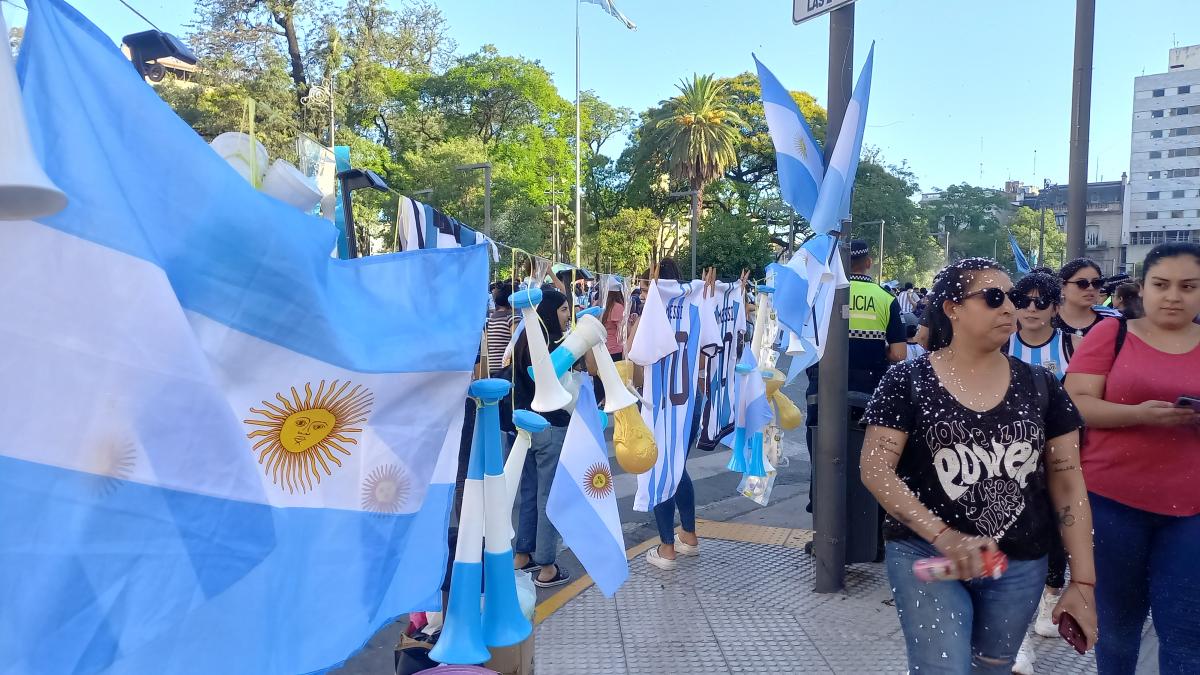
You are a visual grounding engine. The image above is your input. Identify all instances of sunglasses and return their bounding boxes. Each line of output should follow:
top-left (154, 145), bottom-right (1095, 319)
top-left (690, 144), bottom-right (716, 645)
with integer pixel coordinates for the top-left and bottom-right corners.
top-left (1067, 278), bottom-right (1105, 290)
top-left (1011, 294), bottom-right (1057, 310)
top-left (961, 287), bottom-right (1020, 309)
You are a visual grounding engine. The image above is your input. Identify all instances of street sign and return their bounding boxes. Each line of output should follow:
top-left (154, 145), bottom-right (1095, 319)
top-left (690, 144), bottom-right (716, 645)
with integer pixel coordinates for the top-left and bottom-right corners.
top-left (793, 0), bottom-right (858, 25)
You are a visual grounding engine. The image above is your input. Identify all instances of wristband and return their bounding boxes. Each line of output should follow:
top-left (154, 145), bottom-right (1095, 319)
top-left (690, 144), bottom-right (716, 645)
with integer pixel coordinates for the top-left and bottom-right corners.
top-left (930, 524), bottom-right (950, 546)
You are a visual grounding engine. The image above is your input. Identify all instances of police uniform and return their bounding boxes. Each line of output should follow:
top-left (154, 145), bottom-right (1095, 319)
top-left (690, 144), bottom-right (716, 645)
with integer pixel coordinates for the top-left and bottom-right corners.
top-left (846, 273), bottom-right (907, 394)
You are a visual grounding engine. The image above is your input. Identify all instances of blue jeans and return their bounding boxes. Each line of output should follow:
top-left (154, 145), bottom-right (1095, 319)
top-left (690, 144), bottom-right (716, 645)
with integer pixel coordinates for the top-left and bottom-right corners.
top-left (1091, 492), bottom-right (1200, 675)
top-left (886, 538), bottom-right (1046, 674)
top-left (653, 403), bottom-right (701, 545)
top-left (512, 425), bottom-right (568, 566)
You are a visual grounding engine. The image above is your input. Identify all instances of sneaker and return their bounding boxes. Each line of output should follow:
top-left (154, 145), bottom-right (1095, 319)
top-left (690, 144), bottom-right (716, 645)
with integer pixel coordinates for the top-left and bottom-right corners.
top-left (515, 559), bottom-right (542, 574)
top-left (674, 539), bottom-right (700, 556)
top-left (646, 545), bottom-right (678, 570)
top-left (1012, 634), bottom-right (1035, 675)
top-left (533, 566), bottom-right (571, 588)
top-left (1034, 590), bottom-right (1060, 638)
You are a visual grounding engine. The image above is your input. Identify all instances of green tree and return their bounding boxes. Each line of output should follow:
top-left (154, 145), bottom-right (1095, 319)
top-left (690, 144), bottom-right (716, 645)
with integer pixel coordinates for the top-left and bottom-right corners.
top-left (1006, 207), bottom-right (1065, 272)
top-left (649, 74), bottom-right (745, 205)
top-left (921, 183), bottom-right (1013, 263)
top-left (849, 155), bottom-right (943, 285)
top-left (595, 208), bottom-right (659, 275)
top-left (677, 210), bottom-right (773, 280)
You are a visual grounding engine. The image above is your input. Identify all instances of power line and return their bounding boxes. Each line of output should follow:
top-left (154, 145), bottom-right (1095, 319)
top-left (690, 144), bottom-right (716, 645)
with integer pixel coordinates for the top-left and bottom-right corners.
top-left (115, 0), bottom-right (160, 32)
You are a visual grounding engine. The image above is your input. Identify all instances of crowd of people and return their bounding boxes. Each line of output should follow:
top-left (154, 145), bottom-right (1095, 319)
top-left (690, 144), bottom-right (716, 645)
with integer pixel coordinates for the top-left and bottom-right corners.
top-left (458, 240), bottom-right (1199, 675)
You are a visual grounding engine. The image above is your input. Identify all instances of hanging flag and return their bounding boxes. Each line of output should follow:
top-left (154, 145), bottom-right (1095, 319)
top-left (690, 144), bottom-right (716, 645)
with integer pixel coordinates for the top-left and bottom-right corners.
top-left (4, 1), bottom-right (487, 673)
top-left (736, 352), bottom-right (774, 439)
top-left (547, 380), bottom-right (629, 597)
top-left (753, 54), bottom-right (824, 221)
top-left (771, 234), bottom-right (850, 377)
top-left (582, 0), bottom-right (637, 30)
top-left (808, 43), bottom-right (875, 235)
top-left (1009, 234), bottom-right (1032, 274)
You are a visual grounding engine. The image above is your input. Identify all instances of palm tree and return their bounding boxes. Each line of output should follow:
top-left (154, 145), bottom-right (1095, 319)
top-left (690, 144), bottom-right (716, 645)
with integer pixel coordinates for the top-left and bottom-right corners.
top-left (650, 74), bottom-right (745, 204)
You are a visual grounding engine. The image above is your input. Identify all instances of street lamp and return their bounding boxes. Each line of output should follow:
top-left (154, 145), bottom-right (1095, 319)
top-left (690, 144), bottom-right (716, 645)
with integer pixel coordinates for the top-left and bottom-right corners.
top-left (1054, 212), bottom-right (1068, 266)
top-left (668, 189), bottom-right (700, 279)
top-left (456, 163), bottom-right (492, 237)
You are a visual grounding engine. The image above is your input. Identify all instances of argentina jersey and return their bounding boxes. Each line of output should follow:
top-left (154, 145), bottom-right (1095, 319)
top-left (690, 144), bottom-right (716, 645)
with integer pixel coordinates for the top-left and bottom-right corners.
top-left (628, 279), bottom-right (719, 511)
top-left (698, 282), bottom-right (747, 451)
top-left (1008, 330), bottom-right (1073, 380)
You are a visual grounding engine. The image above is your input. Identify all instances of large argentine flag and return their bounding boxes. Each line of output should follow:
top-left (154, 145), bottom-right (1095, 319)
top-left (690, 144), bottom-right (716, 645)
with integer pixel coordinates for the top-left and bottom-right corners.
top-left (754, 54), bottom-right (824, 221)
top-left (808, 43), bottom-right (875, 236)
top-left (547, 380), bottom-right (628, 596)
top-left (2, 1), bottom-right (486, 673)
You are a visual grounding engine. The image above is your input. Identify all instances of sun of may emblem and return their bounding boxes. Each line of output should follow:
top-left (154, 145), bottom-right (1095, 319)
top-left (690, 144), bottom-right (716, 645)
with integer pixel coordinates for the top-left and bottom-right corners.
top-left (362, 464), bottom-right (411, 514)
top-left (793, 133), bottom-right (808, 159)
top-left (582, 462), bottom-right (614, 500)
top-left (243, 380), bottom-right (374, 494)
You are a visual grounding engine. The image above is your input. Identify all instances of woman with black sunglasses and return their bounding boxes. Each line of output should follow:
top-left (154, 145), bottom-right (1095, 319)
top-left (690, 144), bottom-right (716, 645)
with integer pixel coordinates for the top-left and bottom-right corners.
top-left (860, 258), bottom-right (1097, 673)
top-left (1055, 258), bottom-right (1123, 337)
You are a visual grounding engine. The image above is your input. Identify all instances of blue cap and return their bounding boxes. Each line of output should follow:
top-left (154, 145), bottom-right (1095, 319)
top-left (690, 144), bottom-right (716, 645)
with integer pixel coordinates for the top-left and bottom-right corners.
top-left (511, 287), bottom-right (543, 310)
top-left (469, 378), bottom-right (512, 402)
top-left (513, 410), bottom-right (550, 433)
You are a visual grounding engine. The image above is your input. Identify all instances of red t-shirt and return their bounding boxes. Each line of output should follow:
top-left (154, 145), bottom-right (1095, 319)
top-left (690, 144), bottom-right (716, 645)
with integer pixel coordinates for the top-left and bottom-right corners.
top-left (1067, 318), bottom-right (1200, 515)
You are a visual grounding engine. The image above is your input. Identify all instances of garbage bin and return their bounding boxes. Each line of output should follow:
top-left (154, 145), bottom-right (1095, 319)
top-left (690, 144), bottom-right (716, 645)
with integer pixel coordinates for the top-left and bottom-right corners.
top-left (844, 391), bottom-right (881, 564)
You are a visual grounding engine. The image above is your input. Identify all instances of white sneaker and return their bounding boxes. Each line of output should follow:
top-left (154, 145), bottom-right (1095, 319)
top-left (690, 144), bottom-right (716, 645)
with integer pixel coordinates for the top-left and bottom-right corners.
top-left (1034, 590), bottom-right (1060, 638)
top-left (674, 539), bottom-right (700, 556)
top-left (1012, 634), bottom-right (1035, 675)
top-left (646, 546), bottom-right (677, 570)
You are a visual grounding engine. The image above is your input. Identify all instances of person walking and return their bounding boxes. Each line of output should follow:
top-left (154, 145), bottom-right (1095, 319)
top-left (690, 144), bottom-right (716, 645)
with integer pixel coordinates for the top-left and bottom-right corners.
top-left (1064, 242), bottom-right (1200, 674)
top-left (860, 258), bottom-right (1097, 673)
top-left (484, 280), bottom-right (515, 377)
top-left (1055, 259), bottom-right (1122, 337)
top-left (510, 288), bottom-right (574, 588)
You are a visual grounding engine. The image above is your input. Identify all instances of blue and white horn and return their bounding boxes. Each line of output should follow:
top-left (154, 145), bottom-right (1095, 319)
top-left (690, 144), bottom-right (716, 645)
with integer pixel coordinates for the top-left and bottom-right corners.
top-left (475, 379), bottom-right (532, 648)
top-left (750, 284), bottom-right (775, 359)
top-left (429, 380), bottom-right (499, 665)
top-left (745, 430), bottom-right (768, 478)
top-left (511, 288), bottom-right (571, 413)
top-left (536, 313), bottom-right (606, 381)
top-left (503, 410), bottom-right (549, 541)
top-left (726, 362), bottom-right (754, 474)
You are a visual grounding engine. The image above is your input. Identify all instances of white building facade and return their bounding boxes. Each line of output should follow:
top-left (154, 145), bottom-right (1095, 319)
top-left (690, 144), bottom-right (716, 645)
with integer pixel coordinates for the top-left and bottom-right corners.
top-left (1126, 45), bottom-right (1200, 271)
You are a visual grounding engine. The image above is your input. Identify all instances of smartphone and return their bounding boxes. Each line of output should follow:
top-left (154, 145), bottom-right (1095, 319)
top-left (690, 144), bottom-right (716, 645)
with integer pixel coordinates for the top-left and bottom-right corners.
top-left (1177, 396), bottom-right (1200, 412)
top-left (1058, 611), bottom-right (1087, 655)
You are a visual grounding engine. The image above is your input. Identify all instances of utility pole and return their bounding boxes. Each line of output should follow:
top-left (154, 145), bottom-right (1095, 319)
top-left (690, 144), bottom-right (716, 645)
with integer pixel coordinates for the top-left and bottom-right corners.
top-left (1038, 205), bottom-right (1047, 267)
top-left (813, 2), bottom-right (854, 594)
top-left (669, 189), bottom-right (701, 278)
top-left (1066, 0), bottom-right (1096, 261)
top-left (456, 163), bottom-right (493, 237)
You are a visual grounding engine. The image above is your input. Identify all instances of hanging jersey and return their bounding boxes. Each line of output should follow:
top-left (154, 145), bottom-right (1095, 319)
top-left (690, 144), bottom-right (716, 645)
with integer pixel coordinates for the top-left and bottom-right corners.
top-left (698, 282), bottom-right (747, 451)
top-left (398, 196), bottom-right (479, 251)
top-left (1008, 330), bottom-right (1073, 380)
top-left (628, 279), bottom-right (719, 511)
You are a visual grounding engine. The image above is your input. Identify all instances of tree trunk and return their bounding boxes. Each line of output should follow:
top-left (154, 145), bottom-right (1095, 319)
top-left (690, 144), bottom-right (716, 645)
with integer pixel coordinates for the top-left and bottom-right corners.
top-left (271, 6), bottom-right (308, 105)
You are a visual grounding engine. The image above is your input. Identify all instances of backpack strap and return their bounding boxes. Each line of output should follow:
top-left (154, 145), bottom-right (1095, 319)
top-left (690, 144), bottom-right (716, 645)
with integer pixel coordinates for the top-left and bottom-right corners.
top-left (1113, 318), bottom-right (1128, 361)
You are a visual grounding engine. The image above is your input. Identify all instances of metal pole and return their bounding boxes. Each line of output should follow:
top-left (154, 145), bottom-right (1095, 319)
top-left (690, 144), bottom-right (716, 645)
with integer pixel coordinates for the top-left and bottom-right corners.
top-left (574, 0), bottom-right (583, 269)
top-left (1038, 206), bottom-right (1047, 267)
top-left (788, 216), bottom-right (797, 256)
top-left (328, 77), bottom-right (335, 149)
top-left (878, 218), bottom-right (886, 279)
top-left (483, 164), bottom-right (492, 238)
top-left (946, 229), bottom-right (952, 265)
top-left (690, 190), bottom-right (700, 279)
top-left (1066, 0), bottom-right (1095, 261)
top-left (814, 2), bottom-right (854, 594)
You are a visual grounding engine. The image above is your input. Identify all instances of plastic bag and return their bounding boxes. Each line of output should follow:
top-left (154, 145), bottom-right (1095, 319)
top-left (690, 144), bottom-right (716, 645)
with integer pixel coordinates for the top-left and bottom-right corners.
top-left (514, 569), bottom-right (536, 620)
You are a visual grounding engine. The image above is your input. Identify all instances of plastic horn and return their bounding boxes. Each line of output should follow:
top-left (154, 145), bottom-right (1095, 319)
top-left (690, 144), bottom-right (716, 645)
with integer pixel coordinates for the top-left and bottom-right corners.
top-left (538, 314), bottom-right (606, 381)
top-left (764, 368), bottom-right (802, 430)
top-left (725, 362), bottom-right (756, 474)
top-left (592, 343), bottom-right (656, 474)
top-left (428, 384), bottom-right (493, 665)
top-left (0, 9), bottom-right (67, 220)
top-left (745, 429), bottom-right (768, 478)
top-left (511, 288), bottom-right (571, 413)
top-left (504, 410), bottom-right (549, 533)
top-left (577, 306), bottom-right (602, 320)
top-left (473, 379), bottom-right (532, 648)
top-left (750, 285), bottom-right (775, 360)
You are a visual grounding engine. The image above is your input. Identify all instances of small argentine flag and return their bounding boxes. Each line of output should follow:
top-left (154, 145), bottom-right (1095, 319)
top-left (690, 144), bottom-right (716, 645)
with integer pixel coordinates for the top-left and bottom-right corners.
top-left (547, 379), bottom-right (629, 596)
top-left (582, 0), bottom-right (637, 30)
top-left (754, 54), bottom-right (824, 221)
top-left (808, 42), bottom-right (875, 235)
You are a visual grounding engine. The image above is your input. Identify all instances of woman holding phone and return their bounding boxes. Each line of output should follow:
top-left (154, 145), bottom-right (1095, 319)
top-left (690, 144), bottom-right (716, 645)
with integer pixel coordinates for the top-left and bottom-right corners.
top-left (1065, 242), bottom-right (1200, 674)
top-left (860, 258), bottom-right (1097, 673)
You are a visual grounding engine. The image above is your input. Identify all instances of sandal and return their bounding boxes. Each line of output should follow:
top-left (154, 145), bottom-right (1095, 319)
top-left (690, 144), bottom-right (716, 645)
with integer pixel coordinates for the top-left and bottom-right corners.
top-left (515, 559), bottom-right (542, 573)
top-left (674, 539), bottom-right (699, 556)
top-left (646, 546), bottom-right (678, 570)
top-left (533, 566), bottom-right (571, 588)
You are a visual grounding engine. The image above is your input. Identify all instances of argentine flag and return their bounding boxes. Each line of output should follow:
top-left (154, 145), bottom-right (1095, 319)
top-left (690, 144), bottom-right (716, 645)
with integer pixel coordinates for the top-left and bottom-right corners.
top-left (546, 380), bottom-right (628, 597)
top-left (808, 43), bottom-right (875, 236)
top-left (582, 0), bottom-right (637, 30)
top-left (1009, 234), bottom-right (1032, 274)
top-left (754, 54), bottom-right (824, 221)
top-left (1, 1), bottom-right (486, 673)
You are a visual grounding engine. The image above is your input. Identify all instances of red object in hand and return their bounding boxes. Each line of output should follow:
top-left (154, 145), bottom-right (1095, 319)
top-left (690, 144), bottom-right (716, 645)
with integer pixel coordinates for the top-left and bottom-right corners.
top-left (1058, 611), bottom-right (1088, 655)
top-left (912, 549), bottom-right (1009, 582)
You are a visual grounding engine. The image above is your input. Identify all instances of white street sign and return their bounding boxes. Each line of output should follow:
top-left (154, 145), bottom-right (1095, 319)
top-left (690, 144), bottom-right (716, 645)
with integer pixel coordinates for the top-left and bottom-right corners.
top-left (793, 0), bottom-right (858, 25)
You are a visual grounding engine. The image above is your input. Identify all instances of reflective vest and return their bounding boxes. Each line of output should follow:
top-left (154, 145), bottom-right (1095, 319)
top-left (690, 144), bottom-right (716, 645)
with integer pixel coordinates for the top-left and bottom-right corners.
top-left (848, 274), bottom-right (894, 342)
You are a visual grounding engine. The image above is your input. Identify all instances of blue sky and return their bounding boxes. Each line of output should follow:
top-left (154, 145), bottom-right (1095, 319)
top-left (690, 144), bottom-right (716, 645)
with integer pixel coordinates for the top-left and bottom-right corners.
top-left (9, 0), bottom-right (1200, 193)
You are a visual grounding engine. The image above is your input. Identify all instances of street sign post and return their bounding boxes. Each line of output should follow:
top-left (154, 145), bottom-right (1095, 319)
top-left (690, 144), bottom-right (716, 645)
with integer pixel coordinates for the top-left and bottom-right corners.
top-left (793, 0), bottom-right (857, 25)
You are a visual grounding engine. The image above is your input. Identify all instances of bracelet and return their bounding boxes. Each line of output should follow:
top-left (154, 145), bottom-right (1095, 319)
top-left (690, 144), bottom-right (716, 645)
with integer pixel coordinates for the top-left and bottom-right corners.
top-left (1072, 580), bottom-right (1096, 588)
top-left (930, 524), bottom-right (950, 546)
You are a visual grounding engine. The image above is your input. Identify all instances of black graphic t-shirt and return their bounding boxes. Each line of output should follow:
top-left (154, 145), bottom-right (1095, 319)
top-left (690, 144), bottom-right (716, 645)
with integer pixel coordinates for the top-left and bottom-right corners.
top-left (861, 355), bottom-right (1083, 560)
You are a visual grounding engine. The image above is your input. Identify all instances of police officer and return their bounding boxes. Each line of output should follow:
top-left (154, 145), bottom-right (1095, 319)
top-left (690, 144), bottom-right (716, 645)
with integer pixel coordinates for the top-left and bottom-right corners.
top-left (804, 239), bottom-right (906, 515)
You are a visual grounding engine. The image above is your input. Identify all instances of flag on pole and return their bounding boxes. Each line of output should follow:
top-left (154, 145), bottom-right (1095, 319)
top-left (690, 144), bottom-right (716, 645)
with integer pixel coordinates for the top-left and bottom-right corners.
top-left (1009, 234), bottom-right (1032, 274)
top-left (753, 54), bottom-right (824, 221)
top-left (808, 42), bottom-right (875, 236)
top-left (771, 234), bottom-right (849, 376)
top-left (547, 380), bottom-right (628, 597)
top-left (4, 1), bottom-right (487, 673)
top-left (582, 0), bottom-right (637, 29)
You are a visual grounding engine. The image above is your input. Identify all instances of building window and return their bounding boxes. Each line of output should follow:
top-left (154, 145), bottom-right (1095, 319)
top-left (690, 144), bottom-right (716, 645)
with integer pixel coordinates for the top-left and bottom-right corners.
top-left (1147, 212), bottom-right (1159, 219)
top-left (1174, 190), bottom-right (1187, 199)
top-left (1166, 168), bottom-right (1200, 177)
top-left (1149, 171), bottom-right (1162, 179)
top-left (1166, 230), bottom-right (1197, 242)
top-left (1178, 107), bottom-right (1193, 116)
top-left (1172, 210), bottom-right (1184, 218)
top-left (1086, 226), bottom-right (1100, 246)
top-left (1134, 231), bottom-right (1166, 245)
top-left (1152, 130), bottom-right (1164, 138)
top-left (1154, 88), bottom-right (1166, 97)
top-left (1148, 191), bottom-right (1160, 199)
top-left (1166, 147), bottom-right (1200, 157)
top-left (1152, 109), bottom-right (1165, 118)
top-left (1181, 85), bottom-right (1192, 94)
top-left (1151, 150), bottom-right (1163, 158)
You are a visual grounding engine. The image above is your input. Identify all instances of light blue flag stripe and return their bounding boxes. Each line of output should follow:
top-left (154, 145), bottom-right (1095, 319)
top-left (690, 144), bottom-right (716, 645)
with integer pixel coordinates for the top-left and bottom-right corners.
top-left (808, 44), bottom-right (875, 235)
top-left (1010, 234), bottom-right (1032, 274)
top-left (582, 0), bottom-right (637, 29)
top-left (17, 0), bottom-right (487, 374)
top-left (754, 54), bottom-right (824, 221)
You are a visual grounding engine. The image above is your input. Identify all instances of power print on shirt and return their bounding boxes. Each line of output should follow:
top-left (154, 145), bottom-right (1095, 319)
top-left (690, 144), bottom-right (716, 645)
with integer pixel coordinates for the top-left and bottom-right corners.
top-left (926, 419), bottom-right (1043, 540)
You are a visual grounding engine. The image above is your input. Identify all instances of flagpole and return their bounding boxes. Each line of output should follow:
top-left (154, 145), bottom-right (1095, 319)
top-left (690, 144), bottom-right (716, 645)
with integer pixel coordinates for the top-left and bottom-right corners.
top-left (574, 0), bottom-right (583, 270)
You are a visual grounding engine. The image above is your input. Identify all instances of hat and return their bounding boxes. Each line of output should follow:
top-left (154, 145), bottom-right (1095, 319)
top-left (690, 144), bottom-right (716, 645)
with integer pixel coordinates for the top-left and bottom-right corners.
top-left (849, 239), bottom-right (871, 259)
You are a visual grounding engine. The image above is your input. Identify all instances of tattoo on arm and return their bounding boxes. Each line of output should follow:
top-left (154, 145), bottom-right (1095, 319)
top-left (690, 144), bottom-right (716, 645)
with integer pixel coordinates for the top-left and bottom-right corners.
top-left (1050, 457), bottom-right (1079, 473)
top-left (1059, 505), bottom-right (1076, 527)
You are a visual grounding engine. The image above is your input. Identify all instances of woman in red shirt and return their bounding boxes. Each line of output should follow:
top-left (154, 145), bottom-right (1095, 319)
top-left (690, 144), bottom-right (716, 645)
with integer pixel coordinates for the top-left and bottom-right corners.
top-left (1065, 242), bottom-right (1200, 674)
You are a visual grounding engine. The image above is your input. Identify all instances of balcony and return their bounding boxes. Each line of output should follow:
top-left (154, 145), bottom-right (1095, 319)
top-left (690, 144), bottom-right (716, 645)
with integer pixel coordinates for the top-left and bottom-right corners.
top-left (1086, 239), bottom-right (1109, 250)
